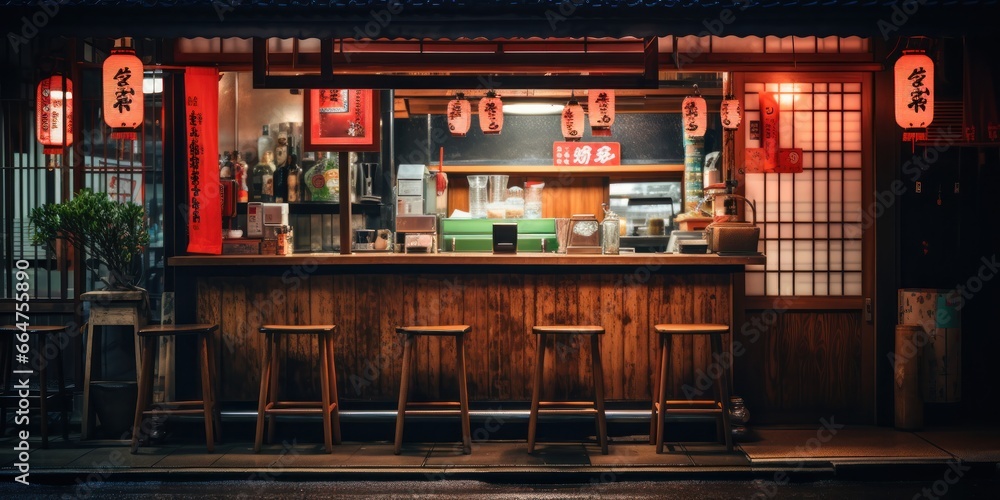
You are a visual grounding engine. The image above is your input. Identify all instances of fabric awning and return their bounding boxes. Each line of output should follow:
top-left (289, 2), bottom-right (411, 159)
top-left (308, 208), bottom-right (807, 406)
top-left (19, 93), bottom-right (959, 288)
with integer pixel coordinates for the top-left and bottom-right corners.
top-left (1, 0), bottom-right (998, 40)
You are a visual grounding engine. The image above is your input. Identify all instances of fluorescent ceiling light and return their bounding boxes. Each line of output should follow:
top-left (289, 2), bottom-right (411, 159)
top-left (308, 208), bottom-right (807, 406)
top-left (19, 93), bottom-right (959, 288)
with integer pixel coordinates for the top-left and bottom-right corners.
top-left (503, 103), bottom-right (564, 115)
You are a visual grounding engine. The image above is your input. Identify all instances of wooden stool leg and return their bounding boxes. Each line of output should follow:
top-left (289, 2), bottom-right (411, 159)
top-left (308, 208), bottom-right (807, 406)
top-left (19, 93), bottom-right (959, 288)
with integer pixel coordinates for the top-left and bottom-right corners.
top-left (326, 332), bottom-right (341, 445)
top-left (254, 332), bottom-right (273, 453)
top-left (394, 334), bottom-right (415, 455)
top-left (199, 334), bottom-right (215, 453)
top-left (38, 334), bottom-right (49, 448)
top-left (590, 334), bottom-right (608, 455)
top-left (81, 322), bottom-right (95, 440)
top-left (650, 332), bottom-right (665, 445)
top-left (457, 334), bottom-right (471, 455)
top-left (267, 336), bottom-right (280, 445)
top-left (712, 333), bottom-right (734, 452)
top-left (655, 334), bottom-right (670, 454)
top-left (55, 331), bottom-right (69, 442)
top-left (318, 331), bottom-right (334, 453)
top-left (527, 333), bottom-right (546, 454)
top-left (131, 337), bottom-right (156, 453)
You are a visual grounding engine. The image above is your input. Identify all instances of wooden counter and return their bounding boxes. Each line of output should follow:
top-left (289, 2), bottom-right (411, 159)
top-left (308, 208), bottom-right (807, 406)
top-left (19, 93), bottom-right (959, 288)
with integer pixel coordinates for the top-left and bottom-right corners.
top-left (170, 252), bottom-right (760, 405)
top-left (168, 252), bottom-right (765, 267)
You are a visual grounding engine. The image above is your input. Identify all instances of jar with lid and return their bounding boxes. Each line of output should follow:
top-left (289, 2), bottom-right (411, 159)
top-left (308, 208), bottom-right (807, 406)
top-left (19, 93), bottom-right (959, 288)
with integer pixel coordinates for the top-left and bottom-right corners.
top-left (601, 203), bottom-right (620, 255)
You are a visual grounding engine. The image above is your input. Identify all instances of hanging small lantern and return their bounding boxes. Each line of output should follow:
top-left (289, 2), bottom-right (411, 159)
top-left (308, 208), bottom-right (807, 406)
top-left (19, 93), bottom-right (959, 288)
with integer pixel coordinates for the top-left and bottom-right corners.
top-left (720, 96), bottom-right (741, 130)
top-left (36, 74), bottom-right (74, 155)
top-left (682, 85), bottom-right (707, 138)
top-left (561, 94), bottom-right (585, 141)
top-left (588, 89), bottom-right (615, 137)
top-left (478, 90), bottom-right (503, 135)
top-left (103, 37), bottom-right (144, 141)
top-left (447, 92), bottom-right (471, 137)
top-left (894, 49), bottom-right (934, 145)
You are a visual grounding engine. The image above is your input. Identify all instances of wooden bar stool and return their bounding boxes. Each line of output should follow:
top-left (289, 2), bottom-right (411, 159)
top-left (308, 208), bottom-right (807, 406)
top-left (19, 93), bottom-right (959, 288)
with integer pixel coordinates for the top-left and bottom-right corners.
top-left (528, 325), bottom-right (608, 455)
top-left (651, 323), bottom-right (733, 453)
top-left (394, 325), bottom-right (471, 455)
top-left (0, 325), bottom-right (71, 448)
top-left (131, 324), bottom-right (221, 453)
top-left (255, 325), bottom-right (341, 453)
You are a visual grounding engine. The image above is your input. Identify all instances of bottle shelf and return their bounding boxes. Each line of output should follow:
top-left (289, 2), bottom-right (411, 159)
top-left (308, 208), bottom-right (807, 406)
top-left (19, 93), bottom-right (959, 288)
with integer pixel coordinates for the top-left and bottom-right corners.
top-left (236, 202), bottom-right (384, 215)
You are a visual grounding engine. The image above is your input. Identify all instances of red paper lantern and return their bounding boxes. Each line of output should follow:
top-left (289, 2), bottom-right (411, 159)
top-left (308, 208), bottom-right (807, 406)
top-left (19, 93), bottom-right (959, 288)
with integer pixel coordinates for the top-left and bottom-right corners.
top-left (36, 75), bottom-right (73, 154)
top-left (682, 93), bottom-right (707, 138)
top-left (447, 92), bottom-right (471, 137)
top-left (561, 97), bottom-right (585, 141)
top-left (478, 90), bottom-right (503, 135)
top-left (103, 37), bottom-right (143, 141)
top-left (720, 98), bottom-right (741, 130)
top-left (895, 49), bottom-right (934, 144)
top-left (587, 89), bottom-right (615, 137)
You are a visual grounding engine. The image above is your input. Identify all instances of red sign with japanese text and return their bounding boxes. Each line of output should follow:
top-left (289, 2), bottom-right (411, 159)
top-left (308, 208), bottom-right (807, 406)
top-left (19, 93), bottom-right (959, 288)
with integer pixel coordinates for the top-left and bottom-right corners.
top-left (185, 67), bottom-right (221, 255)
top-left (553, 142), bottom-right (621, 167)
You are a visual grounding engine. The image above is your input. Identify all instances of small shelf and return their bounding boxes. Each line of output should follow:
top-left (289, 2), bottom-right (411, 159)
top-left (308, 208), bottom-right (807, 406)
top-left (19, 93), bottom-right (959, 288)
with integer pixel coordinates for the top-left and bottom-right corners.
top-left (440, 164), bottom-right (684, 177)
top-left (236, 202), bottom-right (384, 215)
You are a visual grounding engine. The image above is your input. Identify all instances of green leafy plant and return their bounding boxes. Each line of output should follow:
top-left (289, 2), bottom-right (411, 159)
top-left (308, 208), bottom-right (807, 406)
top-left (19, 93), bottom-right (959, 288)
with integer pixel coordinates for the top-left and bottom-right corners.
top-left (29, 189), bottom-right (149, 290)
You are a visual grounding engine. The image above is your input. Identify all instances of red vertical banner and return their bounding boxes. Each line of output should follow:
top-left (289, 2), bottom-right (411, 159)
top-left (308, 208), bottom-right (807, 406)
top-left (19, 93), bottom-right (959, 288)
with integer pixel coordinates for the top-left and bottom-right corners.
top-left (759, 91), bottom-right (779, 172)
top-left (185, 67), bottom-right (221, 255)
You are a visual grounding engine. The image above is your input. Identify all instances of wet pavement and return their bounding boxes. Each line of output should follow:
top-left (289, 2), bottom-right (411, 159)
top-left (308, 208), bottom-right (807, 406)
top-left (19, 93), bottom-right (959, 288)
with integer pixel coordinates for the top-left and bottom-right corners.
top-left (3, 478), bottom-right (1000, 499)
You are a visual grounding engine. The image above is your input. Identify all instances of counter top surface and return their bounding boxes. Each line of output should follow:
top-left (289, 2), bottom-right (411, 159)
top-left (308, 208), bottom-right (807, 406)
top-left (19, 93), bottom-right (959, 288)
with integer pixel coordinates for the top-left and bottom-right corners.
top-left (168, 252), bottom-right (765, 267)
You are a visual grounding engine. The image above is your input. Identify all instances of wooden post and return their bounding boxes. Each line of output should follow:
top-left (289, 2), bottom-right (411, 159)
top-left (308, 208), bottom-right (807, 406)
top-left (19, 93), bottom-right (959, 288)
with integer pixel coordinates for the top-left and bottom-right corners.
top-left (339, 151), bottom-right (352, 254)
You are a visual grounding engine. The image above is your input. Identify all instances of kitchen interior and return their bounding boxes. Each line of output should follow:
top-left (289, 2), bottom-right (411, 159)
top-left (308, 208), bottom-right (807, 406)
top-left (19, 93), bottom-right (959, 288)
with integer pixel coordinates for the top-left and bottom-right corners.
top-left (216, 73), bottom-right (729, 256)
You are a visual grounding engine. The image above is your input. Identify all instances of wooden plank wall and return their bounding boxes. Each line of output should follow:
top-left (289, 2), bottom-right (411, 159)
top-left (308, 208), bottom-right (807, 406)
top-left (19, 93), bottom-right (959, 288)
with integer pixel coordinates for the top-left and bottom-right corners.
top-left (734, 310), bottom-right (866, 423)
top-left (196, 271), bottom-right (732, 404)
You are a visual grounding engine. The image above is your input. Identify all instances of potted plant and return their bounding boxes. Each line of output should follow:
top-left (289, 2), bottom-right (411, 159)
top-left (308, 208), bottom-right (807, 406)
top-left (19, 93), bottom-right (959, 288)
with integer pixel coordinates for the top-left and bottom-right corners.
top-left (29, 188), bottom-right (149, 290)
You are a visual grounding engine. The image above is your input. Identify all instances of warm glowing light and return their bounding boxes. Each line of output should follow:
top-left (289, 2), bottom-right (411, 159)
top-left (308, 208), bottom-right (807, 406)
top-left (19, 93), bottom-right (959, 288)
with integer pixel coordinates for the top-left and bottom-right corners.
top-left (894, 49), bottom-right (934, 144)
top-left (36, 75), bottom-right (74, 155)
top-left (560, 97), bottom-right (585, 141)
top-left (478, 90), bottom-right (503, 135)
top-left (587, 89), bottom-right (615, 136)
top-left (446, 92), bottom-right (471, 137)
top-left (103, 37), bottom-right (144, 141)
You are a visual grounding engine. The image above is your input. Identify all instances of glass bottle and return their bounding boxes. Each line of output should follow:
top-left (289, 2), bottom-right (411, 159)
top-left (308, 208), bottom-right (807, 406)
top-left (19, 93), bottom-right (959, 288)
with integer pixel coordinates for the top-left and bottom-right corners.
top-left (304, 153), bottom-right (339, 202)
top-left (257, 125), bottom-right (275, 167)
top-left (236, 152), bottom-right (249, 203)
top-left (219, 151), bottom-right (234, 180)
top-left (601, 203), bottom-right (620, 255)
top-left (286, 151), bottom-right (302, 203)
top-left (251, 150), bottom-right (276, 203)
top-left (273, 151), bottom-right (289, 203)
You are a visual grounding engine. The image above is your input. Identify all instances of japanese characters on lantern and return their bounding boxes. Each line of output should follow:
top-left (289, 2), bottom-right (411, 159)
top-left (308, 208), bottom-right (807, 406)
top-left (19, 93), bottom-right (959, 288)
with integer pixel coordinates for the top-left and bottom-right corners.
top-left (103, 37), bottom-right (144, 141)
top-left (478, 90), bottom-right (503, 135)
top-left (720, 98), bottom-right (742, 130)
top-left (682, 91), bottom-right (707, 138)
top-left (587, 89), bottom-right (615, 137)
top-left (447, 92), bottom-right (472, 137)
top-left (36, 75), bottom-right (73, 154)
top-left (561, 97), bottom-right (585, 141)
top-left (894, 49), bottom-right (935, 144)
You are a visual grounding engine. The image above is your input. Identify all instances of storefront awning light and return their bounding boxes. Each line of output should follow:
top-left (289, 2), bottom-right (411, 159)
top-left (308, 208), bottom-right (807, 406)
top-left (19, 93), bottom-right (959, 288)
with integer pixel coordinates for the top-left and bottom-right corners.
top-left (103, 37), bottom-right (143, 141)
top-left (36, 74), bottom-right (73, 155)
top-left (479, 90), bottom-right (503, 135)
top-left (447, 92), bottom-right (471, 137)
top-left (561, 94), bottom-right (585, 142)
top-left (682, 85), bottom-right (707, 138)
top-left (894, 49), bottom-right (934, 146)
top-left (588, 89), bottom-right (615, 137)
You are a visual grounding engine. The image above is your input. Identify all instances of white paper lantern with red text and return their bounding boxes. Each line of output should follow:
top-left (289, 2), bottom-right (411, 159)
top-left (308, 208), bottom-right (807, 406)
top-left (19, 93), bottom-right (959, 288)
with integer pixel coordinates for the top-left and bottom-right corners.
top-left (561, 98), bottom-right (585, 141)
top-left (478, 91), bottom-right (503, 135)
top-left (447, 92), bottom-right (472, 137)
top-left (103, 37), bottom-right (143, 141)
top-left (587, 89), bottom-right (615, 136)
top-left (682, 94), bottom-right (707, 138)
top-left (36, 75), bottom-right (73, 154)
top-left (895, 49), bottom-right (934, 144)
top-left (720, 98), bottom-right (741, 130)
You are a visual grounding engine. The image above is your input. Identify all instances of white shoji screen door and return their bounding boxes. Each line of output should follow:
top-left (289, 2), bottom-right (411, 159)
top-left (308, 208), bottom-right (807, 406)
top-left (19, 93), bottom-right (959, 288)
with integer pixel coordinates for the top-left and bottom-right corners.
top-left (740, 75), bottom-right (873, 302)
